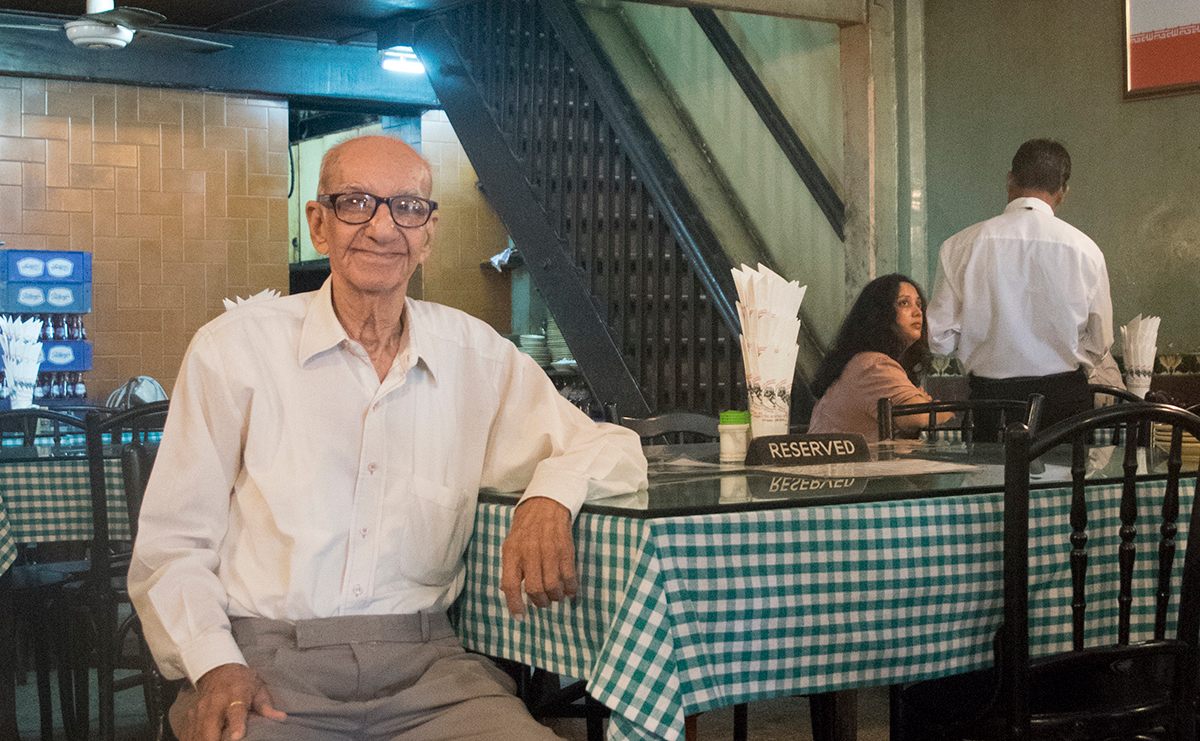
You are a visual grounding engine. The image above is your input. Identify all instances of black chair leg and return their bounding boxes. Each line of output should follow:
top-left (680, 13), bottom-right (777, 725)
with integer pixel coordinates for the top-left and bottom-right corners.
top-left (809, 690), bottom-right (856, 741)
top-left (96, 596), bottom-right (117, 741)
top-left (732, 702), bottom-right (748, 741)
top-left (33, 621), bottom-right (54, 741)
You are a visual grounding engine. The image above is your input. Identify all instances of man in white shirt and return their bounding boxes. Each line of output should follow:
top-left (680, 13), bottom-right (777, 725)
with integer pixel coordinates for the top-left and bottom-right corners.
top-left (129, 135), bottom-right (648, 741)
top-left (926, 139), bottom-right (1114, 435)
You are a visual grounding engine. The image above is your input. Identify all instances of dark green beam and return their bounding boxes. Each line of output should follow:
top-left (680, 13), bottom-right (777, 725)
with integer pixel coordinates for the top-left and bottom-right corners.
top-left (0, 13), bottom-right (438, 108)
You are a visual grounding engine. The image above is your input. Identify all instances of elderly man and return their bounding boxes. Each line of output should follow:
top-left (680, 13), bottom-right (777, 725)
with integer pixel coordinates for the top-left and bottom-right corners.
top-left (129, 135), bottom-right (647, 741)
top-left (926, 138), bottom-right (1114, 433)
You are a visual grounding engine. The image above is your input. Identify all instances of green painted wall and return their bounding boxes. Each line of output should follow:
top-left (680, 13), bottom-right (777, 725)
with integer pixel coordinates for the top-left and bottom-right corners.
top-left (617, 3), bottom-right (847, 347)
top-left (924, 0), bottom-right (1200, 352)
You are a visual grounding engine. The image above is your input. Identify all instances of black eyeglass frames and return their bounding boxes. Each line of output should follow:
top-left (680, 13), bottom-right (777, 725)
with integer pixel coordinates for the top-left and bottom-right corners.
top-left (316, 192), bottom-right (438, 228)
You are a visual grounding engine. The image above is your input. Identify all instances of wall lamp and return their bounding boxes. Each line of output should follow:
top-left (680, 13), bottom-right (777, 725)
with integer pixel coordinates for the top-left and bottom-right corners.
top-left (379, 45), bottom-right (424, 74)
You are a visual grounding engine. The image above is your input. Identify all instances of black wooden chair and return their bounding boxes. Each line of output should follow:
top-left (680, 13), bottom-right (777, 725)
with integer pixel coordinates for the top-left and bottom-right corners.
top-left (1087, 383), bottom-right (1151, 445)
top-left (892, 403), bottom-right (1200, 740)
top-left (64, 401), bottom-right (170, 741)
top-left (0, 408), bottom-right (91, 740)
top-left (877, 395), bottom-right (1044, 445)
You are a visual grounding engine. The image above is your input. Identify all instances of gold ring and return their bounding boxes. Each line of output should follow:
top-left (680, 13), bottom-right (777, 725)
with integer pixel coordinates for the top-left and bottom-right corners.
top-left (228, 700), bottom-right (247, 709)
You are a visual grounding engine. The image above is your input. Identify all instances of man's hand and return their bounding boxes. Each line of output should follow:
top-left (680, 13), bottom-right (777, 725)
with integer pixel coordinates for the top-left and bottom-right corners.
top-left (182, 663), bottom-right (286, 741)
top-left (501, 497), bottom-right (578, 617)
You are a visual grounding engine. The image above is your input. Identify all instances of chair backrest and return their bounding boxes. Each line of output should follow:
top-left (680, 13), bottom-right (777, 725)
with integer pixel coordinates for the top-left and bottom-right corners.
top-left (617, 411), bottom-right (719, 445)
top-left (1088, 383), bottom-right (1143, 406)
top-left (1000, 404), bottom-right (1200, 738)
top-left (85, 401), bottom-right (169, 577)
top-left (120, 442), bottom-right (158, 543)
top-left (0, 407), bottom-right (87, 447)
top-left (877, 394), bottom-right (1044, 444)
top-left (1087, 383), bottom-right (1150, 445)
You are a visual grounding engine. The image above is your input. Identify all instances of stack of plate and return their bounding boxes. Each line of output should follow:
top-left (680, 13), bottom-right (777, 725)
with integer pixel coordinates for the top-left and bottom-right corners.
top-left (546, 319), bottom-right (573, 362)
top-left (518, 334), bottom-right (551, 366)
top-left (1152, 424), bottom-right (1200, 467)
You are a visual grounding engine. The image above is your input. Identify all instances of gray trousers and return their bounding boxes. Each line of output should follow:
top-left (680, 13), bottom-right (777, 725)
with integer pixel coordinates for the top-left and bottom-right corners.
top-left (171, 613), bottom-right (562, 741)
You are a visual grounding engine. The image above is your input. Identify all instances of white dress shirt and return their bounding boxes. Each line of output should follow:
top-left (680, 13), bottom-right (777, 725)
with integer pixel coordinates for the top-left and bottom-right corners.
top-left (926, 197), bottom-right (1114, 379)
top-left (128, 280), bottom-right (648, 683)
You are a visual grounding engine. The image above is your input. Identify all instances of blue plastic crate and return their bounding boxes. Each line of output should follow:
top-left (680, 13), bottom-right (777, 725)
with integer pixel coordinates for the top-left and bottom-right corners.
top-left (0, 249), bottom-right (92, 283)
top-left (0, 341), bottom-right (93, 372)
top-left (0, 282), bottom-right (92, 313)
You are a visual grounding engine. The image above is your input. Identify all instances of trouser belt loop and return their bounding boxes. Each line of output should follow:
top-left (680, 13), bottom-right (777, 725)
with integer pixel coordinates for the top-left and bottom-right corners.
top-left (420, 612), bottom-right (430, 641)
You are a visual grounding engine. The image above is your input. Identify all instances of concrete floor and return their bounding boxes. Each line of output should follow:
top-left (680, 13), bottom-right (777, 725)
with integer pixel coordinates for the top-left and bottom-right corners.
top-left (17, 666), bottom-right (891, 740)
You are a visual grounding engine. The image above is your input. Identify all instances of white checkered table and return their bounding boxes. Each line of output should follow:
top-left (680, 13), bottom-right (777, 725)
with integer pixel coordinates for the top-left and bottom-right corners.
top-left (0, 455), bottom-right (129, 575)
top-left (456, 444), bottom-right (1193, 741)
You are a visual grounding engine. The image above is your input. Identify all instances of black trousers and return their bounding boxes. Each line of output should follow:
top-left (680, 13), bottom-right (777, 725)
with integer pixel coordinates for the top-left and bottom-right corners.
top-left (967, 368), bottom-right (1090, 442)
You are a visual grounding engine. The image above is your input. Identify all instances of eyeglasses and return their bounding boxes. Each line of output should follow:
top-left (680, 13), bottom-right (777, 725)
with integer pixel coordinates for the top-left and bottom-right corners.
top-left (316, 192), bottom-right (438, 228)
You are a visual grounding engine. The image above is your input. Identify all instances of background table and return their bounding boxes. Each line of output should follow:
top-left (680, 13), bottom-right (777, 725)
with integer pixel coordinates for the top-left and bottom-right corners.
top-left (456, 444), bottom-right (1193, 741)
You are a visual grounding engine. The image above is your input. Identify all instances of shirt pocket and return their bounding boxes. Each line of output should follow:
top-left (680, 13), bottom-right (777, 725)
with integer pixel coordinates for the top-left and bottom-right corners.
top-left (392, 475), bottom-right (473, 587)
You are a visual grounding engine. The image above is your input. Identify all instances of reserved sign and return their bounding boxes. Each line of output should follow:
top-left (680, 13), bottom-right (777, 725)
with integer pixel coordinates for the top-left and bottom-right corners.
top-left (744, 433), bottom-right (869, 466)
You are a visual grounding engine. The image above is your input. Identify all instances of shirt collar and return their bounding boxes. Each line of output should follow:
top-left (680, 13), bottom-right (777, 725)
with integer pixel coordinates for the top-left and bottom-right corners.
top-left (298, 278), bottom-right (437, 379)
top-left (1005, 196), bottom-right (1054, 216)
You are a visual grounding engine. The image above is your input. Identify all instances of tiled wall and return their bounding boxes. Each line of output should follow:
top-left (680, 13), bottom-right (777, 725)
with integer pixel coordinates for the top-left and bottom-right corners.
top-left (417, 110), bottom-right (511, 332)
top-left (0, 78), bottom-right (289, 396)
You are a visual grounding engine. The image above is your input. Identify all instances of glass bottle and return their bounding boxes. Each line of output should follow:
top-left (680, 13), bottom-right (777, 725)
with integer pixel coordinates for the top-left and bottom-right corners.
top-left (73, 372), bottom-right (87, 400)
top-left (49, 372), bottom-right (63, 399)
top-left (33, 373), bottom-right (47, 400)
top-left (53, 314), bottom-right (67, 341)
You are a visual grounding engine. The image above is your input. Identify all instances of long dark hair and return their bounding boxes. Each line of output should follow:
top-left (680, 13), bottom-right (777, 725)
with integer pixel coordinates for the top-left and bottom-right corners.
top-left (812, 273), bottom-right (931, 398)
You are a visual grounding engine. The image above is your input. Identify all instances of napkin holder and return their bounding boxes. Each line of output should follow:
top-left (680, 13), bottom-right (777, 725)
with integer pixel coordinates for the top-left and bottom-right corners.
top-left (744, 433), bottom-right (870, 466)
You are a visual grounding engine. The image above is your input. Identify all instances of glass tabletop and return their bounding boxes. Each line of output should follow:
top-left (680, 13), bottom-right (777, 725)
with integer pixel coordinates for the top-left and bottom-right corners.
top-left (480, 440), bottom-right (1187, 518)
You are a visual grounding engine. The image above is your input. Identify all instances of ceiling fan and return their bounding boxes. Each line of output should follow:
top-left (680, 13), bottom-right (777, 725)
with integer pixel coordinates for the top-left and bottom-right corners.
top-left (0, 0), bottom-right (232, 53)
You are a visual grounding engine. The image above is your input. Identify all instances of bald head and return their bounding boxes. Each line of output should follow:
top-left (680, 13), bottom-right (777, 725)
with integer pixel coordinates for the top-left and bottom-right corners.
top-left (317, 135), bottom-right (433, 198)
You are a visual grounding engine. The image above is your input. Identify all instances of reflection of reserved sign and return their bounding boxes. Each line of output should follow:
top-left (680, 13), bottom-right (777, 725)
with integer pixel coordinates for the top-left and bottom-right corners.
top-left (745, 433), bottom-right (870, 466)
top-left (766, 475), bottom-right (864, 494)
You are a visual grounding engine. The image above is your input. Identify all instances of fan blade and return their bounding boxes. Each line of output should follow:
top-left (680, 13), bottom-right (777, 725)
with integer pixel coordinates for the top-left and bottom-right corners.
top-left (132, 28), bottom-right (233, 53)
top-left (85, 7), bottom-right (165, 30)
top-left (0, 23), bottom-right (61, 31)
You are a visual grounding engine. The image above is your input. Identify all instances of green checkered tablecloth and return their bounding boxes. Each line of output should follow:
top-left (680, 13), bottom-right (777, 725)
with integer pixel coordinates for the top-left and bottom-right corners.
top-left (458, 480), bottom-right (1191, 741)
top-left (0, 458), bottom-right (128, 573)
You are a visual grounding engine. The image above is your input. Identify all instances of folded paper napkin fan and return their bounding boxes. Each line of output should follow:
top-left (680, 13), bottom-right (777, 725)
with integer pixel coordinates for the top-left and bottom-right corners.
top-left (223, 288), bottom-right (282, 312)
top-left (1120, 314), bottom-right (1160, 398)
top-left (1120, 314), bottom-right (1160, 375)
top-left (0, 314), bottom-right (44, 408)
top-left (731, 263), bottom-right (807, 438)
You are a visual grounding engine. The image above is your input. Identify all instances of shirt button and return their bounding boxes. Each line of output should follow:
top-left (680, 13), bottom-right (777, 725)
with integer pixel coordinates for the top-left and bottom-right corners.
top-left (360, 527), bottom-right (368, 538)
top-left (352, 585), bottom-right (363, 597)
top-left (367, 463), bottom-right (378, 474)
top-left (372, 401), bottom-right (382, 411)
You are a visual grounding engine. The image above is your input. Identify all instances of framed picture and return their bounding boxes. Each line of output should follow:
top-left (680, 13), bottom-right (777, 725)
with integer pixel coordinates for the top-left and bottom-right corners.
top-left (1125, 0), bottom-right (1200, 97)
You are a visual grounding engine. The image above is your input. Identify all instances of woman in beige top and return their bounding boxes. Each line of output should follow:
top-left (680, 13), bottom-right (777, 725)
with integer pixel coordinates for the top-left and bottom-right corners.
top-left (808, 274), bottom-right (948, 441)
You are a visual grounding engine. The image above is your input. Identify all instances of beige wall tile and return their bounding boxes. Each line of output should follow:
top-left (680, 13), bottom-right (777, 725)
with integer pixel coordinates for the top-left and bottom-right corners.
top-left (248, 174), bottom-right (287, 196)
top-left (70, 164), bottom-right (115, 189)
top-left (0, 136), bottom-right (45, 162)
top-left (0, 88), bottom-right (21, 136)
top-left (24, 210), bottom-right (71, 235)
top-left (0, 184), bottom-right (22, 235)
top-left (0, 161), bottom-right (19, 185)
top-left (21, 162), bottom-right (45, 210)
top-left (68, 119), bottom-right (91, 164)
top-left (94, 142), bottom-right (139, 168)
top-left (206, 126), bottom-right (247, 150)
top-left (22, 115), bottom-right (68, 140)
top-left (45, 139), bottom-right (69, 187)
